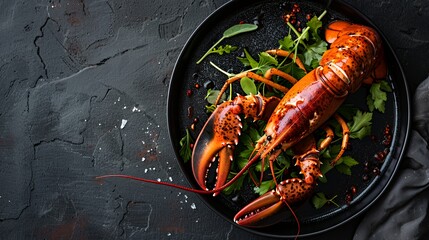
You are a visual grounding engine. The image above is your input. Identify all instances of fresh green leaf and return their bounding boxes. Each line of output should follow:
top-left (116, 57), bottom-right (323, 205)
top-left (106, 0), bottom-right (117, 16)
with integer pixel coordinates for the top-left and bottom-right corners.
top-left (247, 127), bottom-right (262, 142)
top-left (380, 80), bottom-right (393, 91)
top-left (259, 52), bottom-right (278, 66)
top-left (310, 58), bottom-right (320, 69)
top-left (254, 180), bottom-right (275, 195)
top-left (223, 23), bottom-right (258, 38)
top-left (322, 144), bottom-right (341, 159)
top-left (303, 39), bottom-right (327, 67)
top-left (279, 35), bottom-right (294, 51)
top-left (256, 52), bottom-right (279, 73)
top-left (312, 192), bottom-right (339, 209)
top-left (348, 110), bottom-right (373, 139)
top-left (240, 77), bottom-right (258, 95)
top-left (179, 129), bottom-right (193, 163)
top-left (312, 192), bottom-right (327, 209)
top-left (276, 153), bottom-right (291, 170)
top-left (335, 163), bottom-right (352, 175)
top-left (223, 173), bottom-right (246, 195)
top-left (342, 156), bottom-right (359, 167)
top-left (205, 104), bottom-right (216, 113)
top-left (333, 156), bottom-right (359, 176)
top-left (238, 48), bottom-right (259, 68)
top-left (205, 89), bottom-right (226, 104)
top-left (197, 23), bottom-right (258, 64)
top-left (239, 133), bottom-right (253, 148)
top-left (210, 44), bottom-right (238, 56)
top-left (284, 10), bottom-right (327, 68)
top-left (280, 63), bottom-right (307, 80)
top-left (306, 16), bottom-right (323, 40)
top-left (367, 80), bottom-right (392, 113)
top-left (337, 104), bottom-right (359, 121)
top-left (255, 158), bottom-right (269, 173)
top-left (238, 49), bottom-right (279, 74)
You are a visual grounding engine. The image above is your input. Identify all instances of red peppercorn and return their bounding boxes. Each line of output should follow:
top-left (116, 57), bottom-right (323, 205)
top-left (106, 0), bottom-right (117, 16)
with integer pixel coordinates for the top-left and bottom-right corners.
top-left (345, 194), bottom-right (352, 204)
top-left (186, 89), bottom-right (193, 97)
top-left (350, 185), bottom-right (357, 195)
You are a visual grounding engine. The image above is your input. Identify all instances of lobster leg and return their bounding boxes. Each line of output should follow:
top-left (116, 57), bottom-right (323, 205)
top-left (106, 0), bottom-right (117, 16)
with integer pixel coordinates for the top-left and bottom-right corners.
top-left (214, 70), bottom-right (294, 106)
top-left (330, 114), bottom-right (350, 165)
top-left (264, 68), bottom-right (298, 85)
top-left (315, 114), bottom-right (350, 166)
top-left (265, 49), bottom-right (307, 73)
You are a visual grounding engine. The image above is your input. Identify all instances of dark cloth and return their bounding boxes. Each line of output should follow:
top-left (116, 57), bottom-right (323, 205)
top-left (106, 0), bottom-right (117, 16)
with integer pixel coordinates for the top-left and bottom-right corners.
top-left (354, 77), bottom-right (429, 240)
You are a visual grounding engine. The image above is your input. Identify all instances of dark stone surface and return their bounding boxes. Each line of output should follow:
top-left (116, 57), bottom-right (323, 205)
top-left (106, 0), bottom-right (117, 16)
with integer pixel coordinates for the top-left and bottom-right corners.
top-left (0, 0), bottom-right (428, 239)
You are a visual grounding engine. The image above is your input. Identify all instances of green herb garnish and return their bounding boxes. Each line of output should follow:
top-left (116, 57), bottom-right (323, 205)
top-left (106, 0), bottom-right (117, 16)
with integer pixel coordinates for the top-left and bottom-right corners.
top-left (205, 89), bottom-right (226, 104)
top-left (348, 110), bottom-right (373, 139)
top-left (196, 24), bottom-right (258, 64)
top-left (367, 80), bottom-right (392, 113)
top-left (285, 10), bottom-right (327, 67)
top-left (334, 156), bottom-right (359, 176)
top-left (179, 129), bottom-right (193, 163)
top-left (312, 192), bottom-right (339, 209)
top-left (240, 77), bottom-right (258, 95)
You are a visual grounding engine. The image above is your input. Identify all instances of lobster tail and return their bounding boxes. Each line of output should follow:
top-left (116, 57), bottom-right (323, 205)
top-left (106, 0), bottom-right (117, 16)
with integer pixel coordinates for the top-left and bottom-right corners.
top-left (323, 20), bottom-right (386, 92)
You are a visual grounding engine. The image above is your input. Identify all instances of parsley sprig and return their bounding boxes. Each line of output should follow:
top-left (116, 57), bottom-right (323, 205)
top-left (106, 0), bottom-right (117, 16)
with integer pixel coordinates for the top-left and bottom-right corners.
top-left (367, 80), bottom-right (392, 113)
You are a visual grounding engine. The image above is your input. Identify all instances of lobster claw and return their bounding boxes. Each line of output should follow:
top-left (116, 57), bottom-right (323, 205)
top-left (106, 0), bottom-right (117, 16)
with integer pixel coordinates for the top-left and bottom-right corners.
top-left (192, 95), bottom-right (281, 196)
top-left (234, 178), bottom-right (315, 227)
top-left (191, 102), bottom-right (239, 195)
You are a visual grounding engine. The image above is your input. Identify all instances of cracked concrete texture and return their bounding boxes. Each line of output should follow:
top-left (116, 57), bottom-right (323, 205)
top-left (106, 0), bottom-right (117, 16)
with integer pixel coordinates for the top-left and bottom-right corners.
top-left (0, 0), bottom-right (428, 239)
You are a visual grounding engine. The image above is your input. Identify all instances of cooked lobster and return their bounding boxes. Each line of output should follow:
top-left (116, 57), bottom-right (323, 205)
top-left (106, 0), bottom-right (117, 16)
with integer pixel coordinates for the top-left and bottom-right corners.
top-left (190, 20), bottom-right (385, 225)
top-left (97, 20), bottom-right (386, 231)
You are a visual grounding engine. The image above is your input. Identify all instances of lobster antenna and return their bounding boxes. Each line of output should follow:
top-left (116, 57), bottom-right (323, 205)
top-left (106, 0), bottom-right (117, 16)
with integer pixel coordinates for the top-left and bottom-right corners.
top-left (96, 150), bottom-right (263, 196)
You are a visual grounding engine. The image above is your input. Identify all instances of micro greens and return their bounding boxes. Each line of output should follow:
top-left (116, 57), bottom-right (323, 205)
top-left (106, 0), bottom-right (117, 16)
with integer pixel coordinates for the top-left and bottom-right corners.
top-left (196, 23), bottom-right (258, 64)
top-left (210, 45), bottom-right (238, 56)
top-left (285, 10), bottom-right (327, 66)
top-left (238, 49), bottom-right (279, 74)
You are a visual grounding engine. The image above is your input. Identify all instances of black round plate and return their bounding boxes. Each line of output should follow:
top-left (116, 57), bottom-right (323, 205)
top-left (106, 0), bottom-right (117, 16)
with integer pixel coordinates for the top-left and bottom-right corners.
top-left (167, 0), bottom-right (409, 238)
